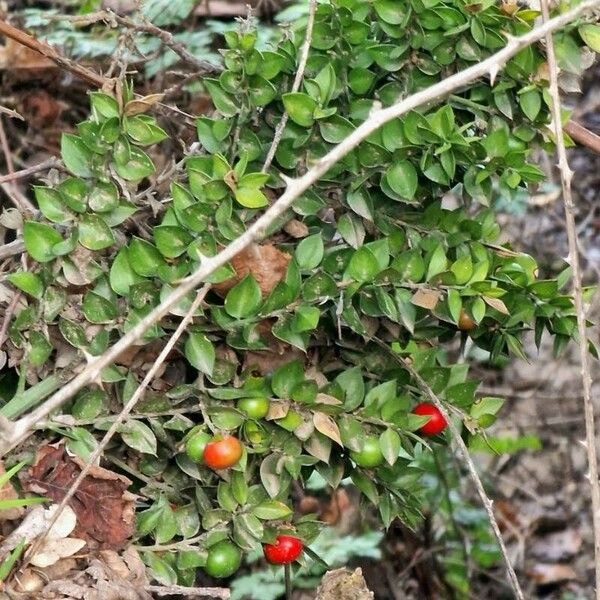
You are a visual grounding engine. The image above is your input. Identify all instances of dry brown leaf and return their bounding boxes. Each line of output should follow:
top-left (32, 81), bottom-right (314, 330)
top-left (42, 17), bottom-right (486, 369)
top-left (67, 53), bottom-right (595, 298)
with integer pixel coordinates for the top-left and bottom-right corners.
top-left (411, 289), bottom-right (441, 310)
top-left (315, 393), bottom-right (343, 406)
top-left (313, 412), bottom-right (343, 446)
top-left (123, 94), bottom-right (164, 117)
top-left (0, 39), bottom-right (55, 70)
top-left (22, 446), bottom-right (135, 550)
top-left (483, 296), bottom-right (509, 315)
top-left (266, 401), bottom-right (288, 420)
top-left (213, 243), bottom-right (291, 297)
top-left (527, 562), bottom-right (578, 585)
top-left (284, 219), bottom-right (309, 238)
top-left (530, 529), bottom-right (582, 562)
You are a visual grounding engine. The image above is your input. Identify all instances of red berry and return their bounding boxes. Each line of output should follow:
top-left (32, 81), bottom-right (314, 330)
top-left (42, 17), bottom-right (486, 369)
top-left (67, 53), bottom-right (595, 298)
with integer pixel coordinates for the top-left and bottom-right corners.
top-left (413, 402), bottom-right (448, 436)
top-left (203, 435), bottom-right (243, 470)
top-left (263, 535), bottom-right (303, 565)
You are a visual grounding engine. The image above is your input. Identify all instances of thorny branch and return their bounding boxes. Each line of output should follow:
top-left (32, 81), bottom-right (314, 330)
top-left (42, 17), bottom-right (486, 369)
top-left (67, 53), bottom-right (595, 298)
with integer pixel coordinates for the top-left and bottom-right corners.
top-left (262, 0), bottom-right (318, 173)
top-left (0, 158), bottom-right (63, 184)
top-left (0, 18), bottom-right (111, 89)
top-left (1, 0), bottom-right (599, 459)
top-left (541, 1), bottom-right (600, 598)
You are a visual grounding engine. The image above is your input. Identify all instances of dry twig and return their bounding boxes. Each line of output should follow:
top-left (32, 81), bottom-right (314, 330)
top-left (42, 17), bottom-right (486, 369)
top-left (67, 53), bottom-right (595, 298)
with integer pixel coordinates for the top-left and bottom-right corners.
top-left (541, 1), bottom-right (600, 597)
top-left (0, 158), bottom-right (63, 184)
top-left (0, 19), bottom-right (111, 89)
top-left (1, 0), bottom-right (599, 456)
top-left (564, 120), bottom-right (600, 156)
top-left (262, 0), bottom-right (318, 173)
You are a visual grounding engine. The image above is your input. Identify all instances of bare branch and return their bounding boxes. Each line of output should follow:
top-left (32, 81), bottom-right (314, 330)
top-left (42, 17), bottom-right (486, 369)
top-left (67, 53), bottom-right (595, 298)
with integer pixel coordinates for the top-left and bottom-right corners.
top-left (0, 106), bottom-right (24, 121)
top-left (0, 116), bottom-right (37, 214)
top-left (0, 19), bottom-right (112, 90)
top-left (541, 1), bottom-right (600, 597)
top-left (0, 158), bottom-right (63, 184)
top-left (0, 238), bottom-right (25, 261)
top-left (564, 120), bottom-right (600, 157)
top-left (262, 0), bottom-right (318, 173)
top-left (22, 286), bottom-right (211, 568)
top-left (2, 0), bottom-right (599, 457)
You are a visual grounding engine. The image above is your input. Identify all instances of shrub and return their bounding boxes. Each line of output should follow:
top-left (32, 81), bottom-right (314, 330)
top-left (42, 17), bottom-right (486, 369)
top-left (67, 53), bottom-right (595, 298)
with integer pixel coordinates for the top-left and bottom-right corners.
top-left (5, 0), bottom-right (600, 590)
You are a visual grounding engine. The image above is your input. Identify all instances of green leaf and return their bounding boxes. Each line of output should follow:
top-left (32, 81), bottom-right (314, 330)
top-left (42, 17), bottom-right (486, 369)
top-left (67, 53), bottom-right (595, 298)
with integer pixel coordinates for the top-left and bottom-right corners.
top-left (379, 428), bottom-right (401, 466)
top-left (121, 420), bottom-right (157, 455)
top-left (154, 226), bottom-right (193, 258)
top-left (129, 238), bottom-right (164, 276)
top-left (252, 500), bottom-right (293, 520)
top-left (61, 133), bottom-right (92, 178)
top-left (282, 92), bottom-right (317, 127)
top-left (205, 79), bottom-right (239, 117)
top-left (234, 187), bottom-right (268, 208)
top-left (114, 146), bottom-right (156, 181)
top-left (272, 360), bottom-right (304, 398)
top-left (519, 89), bottom-right (541, 121)
top-left (91, 92), bottom-right (120, 119)
top-left (7, 272), bottom-right (43, 299)
top-left (110, 247), bottom-right (143, 295)
top-left (451, 254), bottom-right (473, 284)
top-left (348, 247), bottom-right (380, 282)
top-left (384, 161), bottom-right (418, 201)
top-left (336, 367), bottom-right (364, 411)
top-left (225, 275), bottom-right (262, 319)
top-left (23, 222), bottom-right (62, 263)
top-left (82, 291), bottom-right (117, 323)
top-left (34, 187), bottom-right (72, 223)
top-left (373, 0), bottom-right (406, 24)
top-left (88, 181), bottom-right (119, 213)
top-left (426, 244), bottom-right (447, 281)
top-left (470, 396), bottom-right (504, 419)
top-left (580, 24), bottom-right (600, 52)
top-left (447, 289), bottom-right (462, 324)
top-left (293, 305), bottom-right (320, 332)
top-left (29, 331), bottom-right (52, 366)
top-left (185, 332), bottom-right (215, 376)
top-left (337, 213), bottom-right (365, 249)
top-left (295, 234), bottom-right (324, 270)
top-left (78, 214), bottom-right (115, 250)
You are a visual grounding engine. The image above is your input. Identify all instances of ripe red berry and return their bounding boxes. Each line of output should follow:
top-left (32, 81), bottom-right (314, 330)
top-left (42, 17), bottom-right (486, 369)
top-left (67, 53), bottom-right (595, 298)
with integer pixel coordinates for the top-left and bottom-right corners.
top-left (203, 435), bottom-right (243, 470)
top-left (263, 535), bottom-right (303, 565)
top-left (413, 402), bottom-right (448, 436)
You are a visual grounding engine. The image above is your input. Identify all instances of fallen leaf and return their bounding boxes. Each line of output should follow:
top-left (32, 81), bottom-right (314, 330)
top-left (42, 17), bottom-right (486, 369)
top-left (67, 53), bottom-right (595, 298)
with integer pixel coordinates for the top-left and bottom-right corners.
top-left (284, 219), bottom-right (309, 238)
top-left (0, 39), bottom-right (55, 71)
top-left (30, 536), bottom-right (86, 568)
top-left (411, 288), bottom-right (441, 310)
top-left (213, 243), bottom-right (291, 297)
top-left (527, 562), bottom-right (578, 585)
top-left (21, 446), bottom-right (136, 550)
top-left (530, 529), bottom-right (582, 562)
